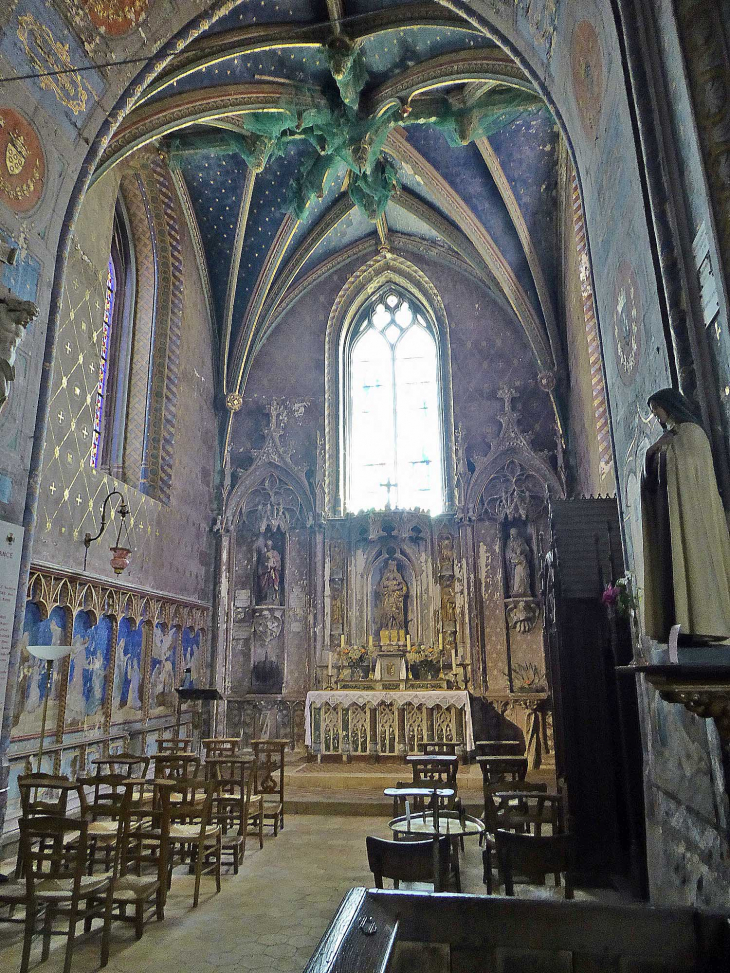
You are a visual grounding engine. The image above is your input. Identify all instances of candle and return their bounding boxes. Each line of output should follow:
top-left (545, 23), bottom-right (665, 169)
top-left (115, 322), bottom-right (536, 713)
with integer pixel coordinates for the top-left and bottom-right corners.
top-left (439, 632), bottom-right (443, 652)
top-left (368, 635), bottom-right (373, 649)
top-left (340, 634), bottom-right (345, 649)
top-left (328, 651), bottom-right (333, 676)
top-left (405, 800), bottom-right (411, 832)
top-left (406, 634), bottom-right (411, 650)
top-left (451, 648), bottom-right (457, 672)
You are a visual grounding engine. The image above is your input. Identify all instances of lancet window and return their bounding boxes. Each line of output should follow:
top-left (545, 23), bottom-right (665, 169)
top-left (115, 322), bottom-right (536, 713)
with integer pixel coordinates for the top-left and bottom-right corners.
top-left (346, 288), bottom-right (444, 514)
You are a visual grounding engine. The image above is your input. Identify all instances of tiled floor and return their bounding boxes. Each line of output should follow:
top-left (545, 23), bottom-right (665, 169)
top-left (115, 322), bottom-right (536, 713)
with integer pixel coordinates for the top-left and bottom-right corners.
top-left (0, 813), bottom-right (606, 973)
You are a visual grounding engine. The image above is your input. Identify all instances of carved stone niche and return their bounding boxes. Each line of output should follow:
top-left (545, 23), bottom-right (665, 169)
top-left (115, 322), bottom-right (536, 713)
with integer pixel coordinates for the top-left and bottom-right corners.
top-left (0, 283), bottom-right (38, 414)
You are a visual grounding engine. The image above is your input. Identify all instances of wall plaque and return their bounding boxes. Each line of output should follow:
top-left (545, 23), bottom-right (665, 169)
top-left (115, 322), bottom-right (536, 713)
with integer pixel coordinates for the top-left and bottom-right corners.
top-left (0, 519), bottom-right (24, 731)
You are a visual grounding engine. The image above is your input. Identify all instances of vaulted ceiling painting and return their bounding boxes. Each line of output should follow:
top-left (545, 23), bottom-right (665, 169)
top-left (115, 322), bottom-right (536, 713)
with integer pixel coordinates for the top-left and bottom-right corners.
top-left (95, 1), bottom-right (563, 445)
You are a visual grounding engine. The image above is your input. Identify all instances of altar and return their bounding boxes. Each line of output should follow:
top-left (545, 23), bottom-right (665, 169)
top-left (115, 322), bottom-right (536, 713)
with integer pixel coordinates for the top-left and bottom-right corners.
top-left (305, 689), bottom-right (475, 759)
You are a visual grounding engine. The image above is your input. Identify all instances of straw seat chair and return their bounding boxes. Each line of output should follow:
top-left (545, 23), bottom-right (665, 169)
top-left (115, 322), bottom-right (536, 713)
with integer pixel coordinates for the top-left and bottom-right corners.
top-left (158, 777), bottom-right (222, 907)
top-left (0, 815), bottom-right (115, 973)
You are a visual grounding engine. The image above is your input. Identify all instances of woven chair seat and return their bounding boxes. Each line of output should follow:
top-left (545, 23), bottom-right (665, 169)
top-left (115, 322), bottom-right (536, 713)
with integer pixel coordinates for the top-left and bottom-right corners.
top-left (0, 880), bottom-right (26, 902)
top-left (169, 823), bottom-right (221, 840)
top-left (112, 875), bottom-right (160, 902)
top-left (34, 872), bottom-right (113, 900)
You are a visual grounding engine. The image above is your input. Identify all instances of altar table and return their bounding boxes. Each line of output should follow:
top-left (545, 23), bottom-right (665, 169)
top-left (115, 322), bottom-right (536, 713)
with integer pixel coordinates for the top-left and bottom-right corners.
top-left (304, 690), bottom-right (474, 757)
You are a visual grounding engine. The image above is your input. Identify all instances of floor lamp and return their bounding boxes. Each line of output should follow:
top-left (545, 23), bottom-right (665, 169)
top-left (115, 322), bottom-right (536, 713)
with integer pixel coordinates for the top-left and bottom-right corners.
top-left (26, 643), bottom-right (74, 772)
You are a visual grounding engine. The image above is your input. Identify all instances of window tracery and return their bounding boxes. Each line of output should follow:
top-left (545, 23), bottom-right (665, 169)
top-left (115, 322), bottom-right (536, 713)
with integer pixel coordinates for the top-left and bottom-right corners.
top-left (346, 288), bottom-right (444, 514)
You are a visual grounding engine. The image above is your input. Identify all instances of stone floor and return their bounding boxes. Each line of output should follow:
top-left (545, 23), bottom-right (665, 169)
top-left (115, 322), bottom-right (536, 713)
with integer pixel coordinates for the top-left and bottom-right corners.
top-left (0, 813), bottom-right (617, 973)
top-left (0, 816), bottom-right (446, 973)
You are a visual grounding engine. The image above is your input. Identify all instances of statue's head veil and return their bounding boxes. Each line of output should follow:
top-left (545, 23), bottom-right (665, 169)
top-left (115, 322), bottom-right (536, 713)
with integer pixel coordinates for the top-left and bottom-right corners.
top-left (647, 388), bottom-right (702, 426)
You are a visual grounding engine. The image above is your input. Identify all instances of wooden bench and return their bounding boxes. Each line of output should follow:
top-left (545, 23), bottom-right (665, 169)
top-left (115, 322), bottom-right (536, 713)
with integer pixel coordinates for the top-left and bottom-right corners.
top-left (303, 888), bottom-right (730, 973)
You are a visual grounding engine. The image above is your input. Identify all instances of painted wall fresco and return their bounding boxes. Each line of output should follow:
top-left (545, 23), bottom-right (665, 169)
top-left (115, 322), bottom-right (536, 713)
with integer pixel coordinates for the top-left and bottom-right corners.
top-left (12, 603), bottom-right (68, 738)
top-left (65, 611), bottom-right (112, 730)
top-left (111, 616), bottom-right (145, 722)
top-left (150, 623), bottom-right (178, 716)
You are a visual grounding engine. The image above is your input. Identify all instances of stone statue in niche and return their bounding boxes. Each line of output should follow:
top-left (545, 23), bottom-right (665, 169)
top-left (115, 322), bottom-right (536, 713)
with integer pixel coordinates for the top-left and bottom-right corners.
top-left (257, 537), bottom-right (282, 604)
top-left (506, 528), bottom-right (532, 598)
top-left (438, 533), bottom-right (455, 578)
top-left (378, 559), bottom-right (407, 640)
top-left (0, 285), bottom-right (38, 414)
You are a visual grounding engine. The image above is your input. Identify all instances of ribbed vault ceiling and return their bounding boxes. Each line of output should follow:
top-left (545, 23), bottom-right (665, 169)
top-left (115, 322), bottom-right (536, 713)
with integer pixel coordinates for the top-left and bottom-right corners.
top-left (95, 0), bottom-right (563, 442)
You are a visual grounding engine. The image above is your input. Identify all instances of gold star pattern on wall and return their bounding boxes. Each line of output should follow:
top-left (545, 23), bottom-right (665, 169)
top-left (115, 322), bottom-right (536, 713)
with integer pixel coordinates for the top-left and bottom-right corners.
top-left (39, 244), bottom-right (156, 558)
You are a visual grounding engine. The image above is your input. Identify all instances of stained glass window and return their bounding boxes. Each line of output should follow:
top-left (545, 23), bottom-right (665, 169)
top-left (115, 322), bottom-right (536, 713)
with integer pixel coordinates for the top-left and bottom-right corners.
top-left (347, 289), bottom-right (443, 513)
top-left (91, 257), bottom-right (115, 469)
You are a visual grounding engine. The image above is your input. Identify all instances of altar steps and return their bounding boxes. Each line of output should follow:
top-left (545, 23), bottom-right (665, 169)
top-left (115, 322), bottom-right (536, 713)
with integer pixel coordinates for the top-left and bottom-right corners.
top-left (282, 754), bottom-right (548, 818)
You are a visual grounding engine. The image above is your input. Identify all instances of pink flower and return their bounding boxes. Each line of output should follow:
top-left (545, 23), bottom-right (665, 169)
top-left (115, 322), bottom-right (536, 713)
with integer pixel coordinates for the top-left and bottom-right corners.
top-left (602, 584), bottom-right (619, 607)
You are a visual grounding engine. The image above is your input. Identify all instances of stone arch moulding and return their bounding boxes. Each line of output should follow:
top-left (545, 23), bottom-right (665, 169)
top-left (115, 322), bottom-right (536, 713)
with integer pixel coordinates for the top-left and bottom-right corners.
top-left (324, 252), bottom-right (457, 519)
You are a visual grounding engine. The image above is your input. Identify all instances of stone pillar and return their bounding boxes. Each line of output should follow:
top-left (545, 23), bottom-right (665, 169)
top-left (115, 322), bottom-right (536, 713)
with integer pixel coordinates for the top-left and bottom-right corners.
top-left (397, 703), bottom-right (406, 758)
top-left (426, 706), bottom-right (435, 744)
top-left (369, 704), bottom-right (378, 756)
top-left (311, 525), bottom-right (325, 685)
top-left (458, 520), bottom-right (483, 694)
top-left (212, 527), bottom-right (232, 736)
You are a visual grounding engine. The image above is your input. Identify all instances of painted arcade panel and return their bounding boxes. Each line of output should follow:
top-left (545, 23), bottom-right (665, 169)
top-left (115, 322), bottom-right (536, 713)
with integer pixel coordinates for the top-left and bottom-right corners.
top-left (11, 603), bottom-right (69, 740)
top-left (149, 622), bottom-right (179, 717)
top-left (111, 616), bottom-right (146, 723)
top-left (65, 611), bottom-right (114, 731)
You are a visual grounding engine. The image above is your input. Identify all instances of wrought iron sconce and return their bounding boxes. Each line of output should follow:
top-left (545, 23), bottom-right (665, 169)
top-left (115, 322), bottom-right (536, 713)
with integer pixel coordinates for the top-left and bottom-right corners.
top-left (83, 489), bottom-right (132, 574)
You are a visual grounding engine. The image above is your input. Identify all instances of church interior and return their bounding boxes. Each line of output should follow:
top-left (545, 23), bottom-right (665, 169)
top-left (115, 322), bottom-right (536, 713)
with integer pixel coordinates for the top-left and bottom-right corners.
top-left (2, 0), bottom-right (730, 970)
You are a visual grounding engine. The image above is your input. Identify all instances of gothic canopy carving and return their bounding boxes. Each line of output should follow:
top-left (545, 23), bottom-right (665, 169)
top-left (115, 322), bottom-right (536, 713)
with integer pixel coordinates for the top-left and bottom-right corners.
top-left (225, 399), bottom-right (314, 533)
top-left (465, 386), bottom-right (564, 521)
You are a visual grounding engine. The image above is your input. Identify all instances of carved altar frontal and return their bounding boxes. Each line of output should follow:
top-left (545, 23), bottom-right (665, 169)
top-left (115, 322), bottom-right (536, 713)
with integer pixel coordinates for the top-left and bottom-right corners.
top-left (305, 690), bottom-right (474, 759)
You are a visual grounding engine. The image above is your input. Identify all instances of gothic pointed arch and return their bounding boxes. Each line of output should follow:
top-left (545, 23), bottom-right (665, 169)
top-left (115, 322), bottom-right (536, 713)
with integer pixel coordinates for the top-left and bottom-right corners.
top-left (325, 253), bottom-right (456, 518)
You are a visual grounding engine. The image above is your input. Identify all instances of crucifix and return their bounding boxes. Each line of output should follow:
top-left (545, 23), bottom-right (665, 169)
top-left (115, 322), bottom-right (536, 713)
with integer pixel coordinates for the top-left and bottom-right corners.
top-left (380, 478), bottom-right (397, 509)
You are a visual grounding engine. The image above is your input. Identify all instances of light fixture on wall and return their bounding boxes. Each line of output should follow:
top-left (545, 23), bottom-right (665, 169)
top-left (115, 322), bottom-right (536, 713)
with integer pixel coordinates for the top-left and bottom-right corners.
top-left (83, 489), bottom-right (133, 574)
top-left (26, 643), bottom-right (75, 772)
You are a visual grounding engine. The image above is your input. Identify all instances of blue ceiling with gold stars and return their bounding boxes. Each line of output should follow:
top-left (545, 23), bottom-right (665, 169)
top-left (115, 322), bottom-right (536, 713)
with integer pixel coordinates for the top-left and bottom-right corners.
top-left (131, 1), bottom-right (562, 402)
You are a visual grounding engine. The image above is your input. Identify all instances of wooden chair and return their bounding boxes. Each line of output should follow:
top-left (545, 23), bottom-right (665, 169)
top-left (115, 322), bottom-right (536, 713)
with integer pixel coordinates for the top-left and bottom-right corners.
top-left (475, 740), bottom-right (525, 758)
top-left (366, 835), bottom-right (452, 892)
top-left (251, 739), bottom-right (286, 835)
top-left (114, 779), bottom-right (168, 909)
top-left (477, 755), bottom-right (528, 787)
top-left (493, 789), bottom-right (563, 839)
top-left (496, 829), bottom-right (576, 899)
top-left (206, 757), bottom-right (264, 872)
top-left (151, 753), bottom-right (200, 780)
top-left (94, 782), bottom-right (165, 940)
top-left (156, 737), bottom-right (191, 754)
top-left (480, 780), bottom-right (547, 893)
top-left (410, 756), bottom-right (459, 811)
top-left (420, 741), bottom-right (458, 756)
top-left (1, 816), bottom-right (115, 973)
top-left (77, 773), bottom-right (129, 872)
top-left (202, 738), bottom-right (239, 760)
top-left (93, 752), bottom-right (150, 779)
top-left (158, 778), bottom-right (222, 907)
top-left (15, 774), bottom-right (85, 877)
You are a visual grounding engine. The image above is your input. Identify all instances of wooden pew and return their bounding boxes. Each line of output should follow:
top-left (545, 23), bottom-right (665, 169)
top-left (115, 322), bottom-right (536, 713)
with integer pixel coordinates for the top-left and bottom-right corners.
top-left (303, 888), bottom-right (730, 973)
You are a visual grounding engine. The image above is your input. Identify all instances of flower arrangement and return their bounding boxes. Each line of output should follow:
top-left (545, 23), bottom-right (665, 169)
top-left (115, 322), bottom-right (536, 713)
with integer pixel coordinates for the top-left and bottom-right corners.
top-left (601, 575), bottom-right (639, 619)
